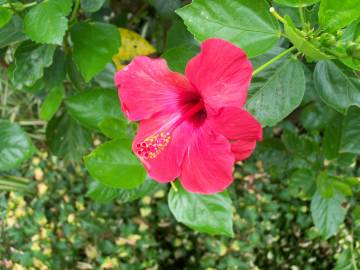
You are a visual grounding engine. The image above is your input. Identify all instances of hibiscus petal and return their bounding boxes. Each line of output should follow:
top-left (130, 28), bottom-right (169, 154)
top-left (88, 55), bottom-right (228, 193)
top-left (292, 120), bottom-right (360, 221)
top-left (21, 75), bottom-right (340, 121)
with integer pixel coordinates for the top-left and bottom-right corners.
top-left (115, 56), bottom-right (193, 121)
top-left (231, 140), bottom-right (257, 161)
top-left (132, 112), bottom-right (193, 183)
top-left (209, 107), bottom-right (262, 141)
top-left (180, 126), bottom-right (235, 194)
top-left (185, 38), bottom-right (253, 111)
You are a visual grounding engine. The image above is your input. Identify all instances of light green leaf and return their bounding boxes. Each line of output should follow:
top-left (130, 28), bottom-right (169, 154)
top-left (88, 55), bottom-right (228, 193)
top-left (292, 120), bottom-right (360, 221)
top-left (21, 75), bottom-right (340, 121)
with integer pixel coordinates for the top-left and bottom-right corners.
top-left (81, 0), bottom-right (106, 12)
top-left (66, 88), bottom-right (124, 130)
top-left (24, 0), bottom-right (72, 44)
top-left (319, 0), bottom-right (360, 31)
top-left (70, 22), bottom-right (120, 82)
top-left (314, 61), bottom-right (360, 114)
top-left (0, 7), bottom-right (13, 28)
top-left (316, 171), bottom-right (334, 198)
top-left (168, 181), bottom-right (234, 237)
top-left (84, 139), bottom-right (147, 189)
top-left (284, 16), bottom-right (333, 60)
top-left (12, 41), bottom-right (56, 89)
top-left (311, 190), bottom-right (347, 239)
top-left (0, 120), bottom-right (34, 171)
top-left (39, 85), bottom-right (65, 121)
top-left (333, 249), bottom-right (357, 270)
top-left (274, 0), bottom-right (319, 7)
top-left (176, 0), bottom-right (280, 58)
top-left (46, 112), bottom-right (92, 160)
top-left (246, 58), bottom-right (305, 126)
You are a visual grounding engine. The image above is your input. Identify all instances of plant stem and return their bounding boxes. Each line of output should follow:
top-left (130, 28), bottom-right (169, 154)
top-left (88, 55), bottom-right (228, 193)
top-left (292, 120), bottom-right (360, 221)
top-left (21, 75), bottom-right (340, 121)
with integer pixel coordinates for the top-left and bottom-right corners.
top-left (299, 6), bottom-right (306, 30)
top-left (70, 0), bottom-right (81, 23)
top-left (170, 181), bottom-right (178, 192)
top-left (269, 7), bottom-right (286, 24)
top-left (252, 46), bottom-right (296, 76)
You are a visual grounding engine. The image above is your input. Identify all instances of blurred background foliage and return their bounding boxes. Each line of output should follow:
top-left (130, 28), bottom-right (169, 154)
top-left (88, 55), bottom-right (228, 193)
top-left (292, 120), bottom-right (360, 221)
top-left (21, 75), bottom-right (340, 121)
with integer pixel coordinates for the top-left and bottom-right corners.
top-left (0, 0), bottom-right (360, 269)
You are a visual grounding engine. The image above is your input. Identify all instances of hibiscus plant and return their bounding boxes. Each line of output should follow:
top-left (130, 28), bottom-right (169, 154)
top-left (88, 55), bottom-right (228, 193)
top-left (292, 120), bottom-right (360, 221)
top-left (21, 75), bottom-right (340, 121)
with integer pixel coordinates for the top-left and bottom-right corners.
top-left (0, 0), bottom-right (360, 251)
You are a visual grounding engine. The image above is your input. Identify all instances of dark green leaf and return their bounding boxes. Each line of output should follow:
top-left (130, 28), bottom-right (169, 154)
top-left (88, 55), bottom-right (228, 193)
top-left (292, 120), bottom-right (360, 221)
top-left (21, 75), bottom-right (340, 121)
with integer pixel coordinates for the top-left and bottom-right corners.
top-left (70, 22), bottom-right (120, 82)
top-left (98, 118), bottom-right (129, 139)
top-left (12, 41), bottom-right (56, 89)
top-left (300, 102), bottom-right (334, 131)
top-left (81, 0), bottom-right (106, 13)
top-left (66, 88), bottom-right (123, 130)
top-left (39, 85), bottom-right (65, 121)
top-left (166, 19), bottom-right (197, 49)
top-left (176, 0), bottom-right (280, 58)
top-left (43, 49), bottom-right (66, 90)
top-left (162, 45), bottom-right (199, 73)
top-left (311, 190), bottom-right (347, 239)
top-left (0, 15), bottom-right (27, 49)
top-left (168, 181), bottom-right (234, 237)
top-left (24, 0), bottom-right (72, 44)
top-left (274, 0), bottom-right (319, 7)
top-left (319, 0), bottom-right (360, 31)
top-left (314, 61), bottom-right (360, 114)
top-left (46, 112), bottom-right (92, 160)
top-left (323, 113), bottom-right (343, 159)
top-left (246, 58), bottom-right (305, 126)
top-left (0, 120), bottom-right (34, 171)
top-left (84, 139), bottom-right (147, 189)
top-left (148, 0), bottom-right (181, 17)
top-left (87, 179), bottom-right (161, 203)
top-left (339, 106), bottom-right (360, 154)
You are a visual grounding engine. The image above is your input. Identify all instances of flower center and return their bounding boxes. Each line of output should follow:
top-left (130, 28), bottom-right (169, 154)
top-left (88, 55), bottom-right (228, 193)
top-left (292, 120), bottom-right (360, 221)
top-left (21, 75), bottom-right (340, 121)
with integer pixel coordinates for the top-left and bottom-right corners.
top-left (136, 93), bottom-right (206, 160)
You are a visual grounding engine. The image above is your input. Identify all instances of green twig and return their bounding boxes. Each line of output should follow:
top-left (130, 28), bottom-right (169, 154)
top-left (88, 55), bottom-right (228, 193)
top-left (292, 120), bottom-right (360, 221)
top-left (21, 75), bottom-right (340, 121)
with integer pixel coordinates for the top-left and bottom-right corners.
top-left (252, 46), bottom-right (296, 76)
top-left (70, 0), bottom-right (81, 23)
top-left (170, 181), bottom-right (178, 192)
top-left (299, 6), bottom-right (306, 30)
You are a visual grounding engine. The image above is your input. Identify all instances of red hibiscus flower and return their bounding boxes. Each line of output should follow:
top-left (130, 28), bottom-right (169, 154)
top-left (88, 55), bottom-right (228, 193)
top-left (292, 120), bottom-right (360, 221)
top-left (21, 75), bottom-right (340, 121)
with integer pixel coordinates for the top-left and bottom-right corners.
top-left (115, 38), bottom-right (262, 194)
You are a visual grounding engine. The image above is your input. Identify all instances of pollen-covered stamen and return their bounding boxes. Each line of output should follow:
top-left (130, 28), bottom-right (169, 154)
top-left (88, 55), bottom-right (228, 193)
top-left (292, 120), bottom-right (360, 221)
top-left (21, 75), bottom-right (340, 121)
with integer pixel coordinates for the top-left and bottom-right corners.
top-left (136, 131), bottom-right (171, 160)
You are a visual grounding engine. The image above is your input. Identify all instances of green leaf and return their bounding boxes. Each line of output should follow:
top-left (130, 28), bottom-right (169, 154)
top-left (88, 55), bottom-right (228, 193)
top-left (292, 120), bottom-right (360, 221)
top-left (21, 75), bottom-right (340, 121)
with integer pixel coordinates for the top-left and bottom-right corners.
top-left (43, 49), bottom-right (66, 90)
top-left (12, 41), bottom-right (56, 89)
top-left (81, 0), bottom-right (106, 13)
top-left (246, 58), bottom-right (305, 126)
top-left (166, 19), bottom-right (197, 49)
top-left (168, 181), bottom-right (234, 237)
top-left (0, 7), bottom-right (13, 28)
top-left (39, 85), bottom-right (65, 121)
top-left (314, 61), bottom-right (360, 114)
top-left (282, 129), bottom-right (317, 159)
top-left (274, 0), bottom-right (319, 7)
top-left (333, 249), bottom-right (357, 270)
top-left (300, 102), bottom-right (335, 131)
top-left (316, 171), bottom-right (334, 198)
top-left (46, 112), bottom-right (92, 160)
top-left (84, 139), bottom-right (147, 189)
top-left (0, 120), bottom-right (34, 171)
top-left (24, 0), bottom-right (72, 44)
top-left (162, 45), bottom-right (199, 73)
top-left (323, 113), bottom-right (343, 159)
top-left (339, 106), bottom-right (360, 154)
top-left (148, 0), bottom-right (181, 17)
top-left (87, 179), bottom-right (161, 203)
top-left (284, 16), bottom-right (332, 60)
top-left (319, 0), bottom-right (360, 31)
top-left (70, 22), bottom-right (120, 82)
top-left (0, 15), bottom-right (27, 49)
top-left (98, 118), bottom-right (129, 139)
top-left (66, 88), bottom-right (123, 130)
top-left (0, 176), bottom-right (32, 192)
top-left (176, 0), bottom-right (280, 58)
top-left (333, 180), bottom-right (353, 197)
top-left (288, 168), bottom-right (316, 198)
top-left (311, 190), bottom-right (347, 239)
